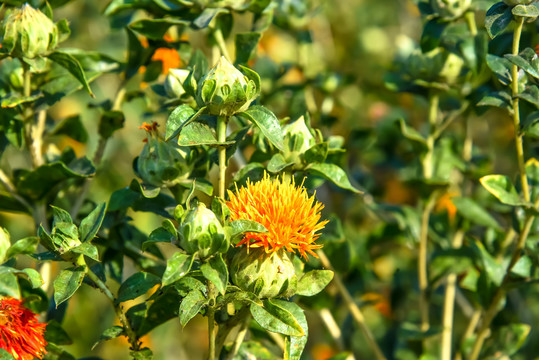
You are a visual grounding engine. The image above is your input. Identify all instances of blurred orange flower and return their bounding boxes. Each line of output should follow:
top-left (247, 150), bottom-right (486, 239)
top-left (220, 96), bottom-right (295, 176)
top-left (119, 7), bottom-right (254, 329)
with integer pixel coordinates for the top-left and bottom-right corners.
top-left (227, 173), bottom-right (328, 259)
top-left (0, 297), bottom-right (47, 360)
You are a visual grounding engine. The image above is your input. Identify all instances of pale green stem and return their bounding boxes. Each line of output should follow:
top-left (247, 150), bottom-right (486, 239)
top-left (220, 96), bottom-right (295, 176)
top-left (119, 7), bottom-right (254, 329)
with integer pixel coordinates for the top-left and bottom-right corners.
top-left (83, 260), bottom-right (140, 352)
top-left (213, 27), bottom-right (231, 63)
top-left (217, 116), bottom-right (228, 199)
top-left (511, 17), bottom-right (529, 202)
top-left (468, 205), bottom-right (537, 360)
top-left (317, 250), bottom-right (386, 360)
top-left (207, 281), bottom-right (217, 360)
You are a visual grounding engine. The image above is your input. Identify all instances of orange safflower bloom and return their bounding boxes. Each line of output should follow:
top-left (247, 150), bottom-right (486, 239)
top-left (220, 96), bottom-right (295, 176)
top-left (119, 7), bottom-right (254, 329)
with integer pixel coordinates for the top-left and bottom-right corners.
top-left (0, 297), bottom-right (47, 360)
top-left (227, 174), bottom-right (328, 259)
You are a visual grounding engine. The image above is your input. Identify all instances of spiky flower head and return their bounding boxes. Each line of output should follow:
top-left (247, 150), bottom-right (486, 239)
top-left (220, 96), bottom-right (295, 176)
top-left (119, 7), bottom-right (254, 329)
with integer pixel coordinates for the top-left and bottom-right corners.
top-left (196, 56), bottom-right (260, 116)
top-left (230, 248), bottom-right (297, 299)
top-left (0, 4), bottom-right (58, 59)
top-left (226, 173), bottom-right (328, 259)
top-left (0, 297), bottom-right (47, 360)
top-left (179, 202), bottom-right (228, 259)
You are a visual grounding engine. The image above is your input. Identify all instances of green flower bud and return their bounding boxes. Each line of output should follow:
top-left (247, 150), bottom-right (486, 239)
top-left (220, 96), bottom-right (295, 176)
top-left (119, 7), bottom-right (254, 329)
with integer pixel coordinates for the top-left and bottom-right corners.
top-left (503, 0), bottom-right (536, 5)
top-left (137, 122), bottom-right (190, 187)
top-left (196, 56), bottom-right (259, 117)
top-left (164, 68), bottom-right (190, 98)
top-left (0, 4), bottom-right (58, 59)
top-left (430, 0), bottom-right (472, 20)
top-left (52, 222), bottom-right (81, 255)
top-left (179, 203), bottom-right (228, 259)
top-left (283, 116), bottom-right (316, 155)
top-left (230, 249), bottom-right (297, 299)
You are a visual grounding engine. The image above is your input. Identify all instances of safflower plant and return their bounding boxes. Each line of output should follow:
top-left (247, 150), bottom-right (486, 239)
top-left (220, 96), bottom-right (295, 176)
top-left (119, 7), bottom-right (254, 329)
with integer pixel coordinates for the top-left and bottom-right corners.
top-left (1, 0), bottom-right (539, 359)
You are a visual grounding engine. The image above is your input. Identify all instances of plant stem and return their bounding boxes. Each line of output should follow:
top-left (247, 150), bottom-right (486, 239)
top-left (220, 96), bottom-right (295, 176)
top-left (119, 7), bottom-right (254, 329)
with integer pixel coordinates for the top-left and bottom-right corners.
top-left (207, 281), bottom-right (217, 360)
top-left (510, 16), bottom-right (529, 202)
top-left (217, 116), bottom-right (228, 199)
top-left (213, 27), bottom-right (231, 63)
top-left (440, 230), bottom-right (464, 360)
top-left (417, 90), bottom-right (439, 333)
top-left (86, 269), bottom-right (140, 351)
top-left (468, 208), bottom-right (536, 360)
top-left (317, 250), bottom-right (386, 360)
top-left (319, 308), bottom-right (345, 351)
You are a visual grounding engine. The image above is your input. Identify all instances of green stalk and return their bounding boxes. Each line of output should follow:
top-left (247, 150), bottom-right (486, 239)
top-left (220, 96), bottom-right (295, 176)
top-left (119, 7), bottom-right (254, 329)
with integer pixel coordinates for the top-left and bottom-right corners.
top-left (207, 281), bottom-right (217, 360)
top-left (217, 116), bottom-right (228, 199)
top-left (418, 90), bottom-right (439, 333)
top-left (317, 250), bottom-right (386, 360)
top-left (510, 16), bottom-right (529, 202)
top-left (80, 258), bottom-right (140, 352)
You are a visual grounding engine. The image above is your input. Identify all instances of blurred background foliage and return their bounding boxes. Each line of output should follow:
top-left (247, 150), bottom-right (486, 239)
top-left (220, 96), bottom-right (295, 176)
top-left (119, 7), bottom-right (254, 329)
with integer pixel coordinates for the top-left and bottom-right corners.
top-left (2, 0), bottom-right (539, 359)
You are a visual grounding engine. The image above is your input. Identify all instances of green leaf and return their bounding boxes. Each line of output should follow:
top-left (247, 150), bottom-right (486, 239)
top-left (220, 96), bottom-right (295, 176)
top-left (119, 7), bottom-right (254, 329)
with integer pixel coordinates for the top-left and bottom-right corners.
top-left (166, 105), bottom-right (206, 141)
top-left (129, 18), bottom-right (188, 40)
top-left (477, 90), bottom-right (512, 110)
top-left (485, 2), bottom-right (512, 39)
top-left (6, 236), bottom-right (39, 258)
top-left (179, 289), bottom-right (207, 327)
top-left (193, 7), bottom-right (228, 29)
top-left (54, 266), bottom-right (87, 306)
top-left (472, 240), bottom-right (505, 286)
top-left (452, 197), bottom-right (501, 229)
top-left (511, 255), bottom-right (532, 278)
top-left (125, 27), bottom-right (146, 79)
top-left (117, 272), bottom-right (161, 303)
top-left (303, 143), bottom-right (329, 164)
top-left (229, 219), bottom-right (268, 238)
top-left (480, 175), bottom-right (526, 206)
top-left (49, 115), bottom-right (89, 143)
top-left (162, 253), bottom-right (194, 286)
top-left (0, 271), bottom-right (19, 298)
top-left (99, 111), bottom-right (125, 139)
top-left (429, 248), bottom-right (476, 281)
top-left (200, 253), bottom-right (228, 295)
top-left (1, 94), bottom-right (43, 108)
top-left (0, 349), bottom-right (15, 360)
top-left (235, 32), bottom-right (262, 64)
top-left (71, 242), bottom-right (100, 262)
top-left (16, 160), bottom-right (95, 200)
top-left (177, 121), bottom-right (232, 146)
top-left (137, 287), bottom-right (182, 336)
top-left (19, 268), bottom-right (44, 289)
top-left (92, 326), bottom-right (125, 350)
top-left (45, 320), bottom-right (73, 345)
top-left (130, 348), bottom-right (153, 360)
top-left (308, 163), bottom-right (361, 193)
top-left (526, 158), bottom-right (539, 201)
top-left (512, 4), bottom-right (539, 17)
top-left (267, 153), bottom-right (294, 173)
top-left (490, 323), bottom-right (531, 356)
top-left (486, 54), bottom-right (513, 85)
top-left (397, 118), bottom-right (427, 146)
top-left (505, 53), bottom-right (539, 79)
top-left (0, 228), bottom-right (10, 263)
top-left (51, 205), bottom-right (73, 226)
top-left (240, 106), bottom-right (284, 151)
top-left (48, 51), bottom-right (94, 96)
top-left (142, 227), bottom-right (176, 251)
top-left (250, 299), bottom-right (305, 337)
top-left (278, 299), bottom-right (308, 360)
top-left (79, 202), bottom-right (106, 242)
top-left (296, 270), bottom-right (334, 296)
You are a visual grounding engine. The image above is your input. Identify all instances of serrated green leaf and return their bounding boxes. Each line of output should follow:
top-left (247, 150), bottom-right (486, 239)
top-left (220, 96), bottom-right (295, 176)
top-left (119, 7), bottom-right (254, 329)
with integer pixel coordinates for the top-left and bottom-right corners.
top-left (6, 236), bottom-right (39, 259)
top-left (200, 254), bottom-right (228, 295)
top-left (452, 197), bottom-right (501, 229)
top-left (162, 253), bottom-right (194, 286)
top-left (229, 219), bottom-right (268, 239)
top-left (296, 270), bottom-right (333, 296)
top-left (308, 163), bottom-right (361, 193)
top-left (92, 325), bottom-right (125, 350)
top-left (485, 2), bottom-right (512, 39)
top-left (267, 153), bottom-right (294, 173)
top-left (79, 202), bottom-right (106, 242)
top-left (250, 299), bottom-right (304, 337)
top-left (166, 105), bottom-right (205, 141)
top-left (480, 175), bottom-right (526, 206)
top-left (278, 299), bottom-right (308, 360)
top-left (240, 106), bottom-right (284, 151)
top-left (48, 51), bottom-right (94, 96)
top-left (54, 266), bottom-right (86, 306)
top-left (179, 289), bottom-right (207, 327)
top-left (117, 272), bottom-right (161, 303)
